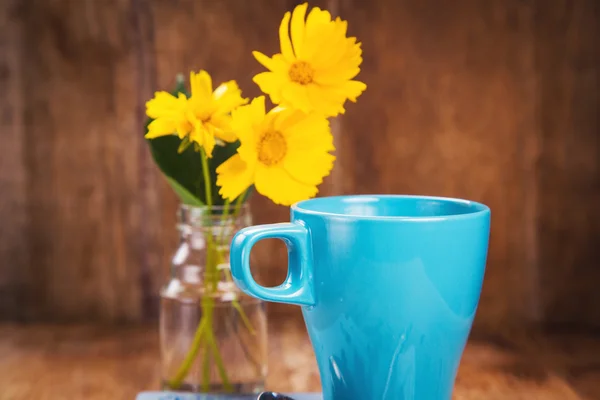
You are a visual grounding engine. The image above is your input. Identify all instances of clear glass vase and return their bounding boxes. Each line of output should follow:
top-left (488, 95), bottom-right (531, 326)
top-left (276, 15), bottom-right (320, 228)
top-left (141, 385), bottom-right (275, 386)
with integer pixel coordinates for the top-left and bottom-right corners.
top-left (160, 204), bottom-right (268, 394)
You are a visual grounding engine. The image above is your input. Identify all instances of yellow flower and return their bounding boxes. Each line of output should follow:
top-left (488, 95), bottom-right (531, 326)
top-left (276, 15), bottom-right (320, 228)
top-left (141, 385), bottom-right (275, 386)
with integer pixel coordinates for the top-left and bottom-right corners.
top-left (146, 91), bottom-right (190, 139)
top-left (252, 3), bottom-right (366, 117)
top-left (216, 96), bottom-right (335, 206)
top-left (145, 70), bottom-right (248, 156)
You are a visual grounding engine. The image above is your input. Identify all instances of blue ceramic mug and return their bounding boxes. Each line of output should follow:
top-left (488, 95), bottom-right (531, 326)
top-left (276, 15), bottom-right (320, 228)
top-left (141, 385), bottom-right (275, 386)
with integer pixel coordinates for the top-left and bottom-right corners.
top-left (230, 195), bottom-right (491, 400)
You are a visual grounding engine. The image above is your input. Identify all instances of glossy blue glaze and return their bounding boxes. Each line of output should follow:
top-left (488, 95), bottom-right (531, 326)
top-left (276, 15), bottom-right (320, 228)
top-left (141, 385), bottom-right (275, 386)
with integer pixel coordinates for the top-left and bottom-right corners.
top-left (230, 195), bottom-right (491, 400)
top-left (229, 223), bottom-right (315, 306)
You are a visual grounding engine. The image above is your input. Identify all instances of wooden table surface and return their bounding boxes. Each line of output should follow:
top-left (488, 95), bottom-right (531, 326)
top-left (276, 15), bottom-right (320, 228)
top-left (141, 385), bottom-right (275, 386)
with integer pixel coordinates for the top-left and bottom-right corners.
top-left (0, 321), bottom-right (597, 400)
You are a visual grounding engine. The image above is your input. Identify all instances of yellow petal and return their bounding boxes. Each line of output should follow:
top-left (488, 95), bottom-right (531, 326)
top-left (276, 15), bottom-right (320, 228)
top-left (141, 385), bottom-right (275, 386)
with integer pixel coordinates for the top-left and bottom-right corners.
top-left (187, 94), bottom-right (213, 119)
top-left (301, 7), bottom-right (333, 60)
top-left (215, 130), bottom-right (237, 143)
top-left (230, 97), bottom-right (265, 165)
top-left (306, 85), bottom-right (344, 117)
top-left (145, 118), bottom-right (178, 139)
top-left (231, 96), bottom-right (265, 143)
top-left (280, 111), bottom-right (335, 153)
top-left (190, 121), bottom-right (216, 157)
top-left (281, 82), bottom-right (312, 113)
top-left (237, 140), bottom-right (258, 167)
top-left (146, 91), bottom-right (184, 119)
top-left (305, 7), bottom-right (332, 34)
top-left (334, 17), bottom-right (348, 37)
top-left (203, 128), bottom-right (216, 157)
top-left (210, 114), bottom-right (237, 142)
top-left (285, 151), bottom-right (335, 186)
top-left (247, 96), bottom-right (266, 123)
top-left (252, 52), bottom-right (289, 73)
top-left (290, 3), bottom-right (308, 59)
top-left (310, 31), bottom-right (346, 69)
top-left (303, 10), bottom-right (356, 71)
top-left (190, 70), bottom-right (213, 101)
top-left (304, 80), bottom-right (366, 117)
top-left (209, 113), bottom-right (232, 131)
top-left (281, 112), bottom-right (335, 186)
top-left (175, 122), bottom-right (192, 139)
top-left (145, 91), bottom-right (193, 138)
top-left (314, 36), bottom-right (362, 73)
top-left (271, 107), bottom-right (305, 132)
top-left (216, 154), bottom-right (256, 201)
top-left (255, 164), bottom-right (317, 206)
top-left (279, 11), bottom-right (295, 62)
top-left (188, 118), bottom-right (203, 144)
top-left (213, 80), bottom-right (239, 100)
top-left (314, 67), bottom-right (361, 85)
top-left (253, 72), bottom-right (286, 104)
top-left (213, 80), bottom-right (248, 114)
top-left (338, 80), bottom-right (367, 102)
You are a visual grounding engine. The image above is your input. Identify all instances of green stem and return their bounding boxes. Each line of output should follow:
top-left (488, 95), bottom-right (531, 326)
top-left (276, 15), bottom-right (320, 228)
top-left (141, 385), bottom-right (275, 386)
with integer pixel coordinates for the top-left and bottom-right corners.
top-left (214, 246), bottom-right (255, 336)
top-left (206, 326), bottom-right (232, 389)
top-left (202, 345), bottom-right (211, 392)
top-left (213, 189), bottom-right (246, 278)
top-left (200, 149), bottom-right (213, 208)
top-left (200, 148), bottom-right (233, 391)
top-left (201, 297), bottom-right (213, 392)
top-left (167, 181), bottom-right (251, 390)
top-left (220, 198), bottom-right (231, 225)
top-left (167, 317), bottom-right (208, 388)
top-left (201, 287), bottom-right (233, 391)
top-left (232, 299), bottom-right (256, 335)
top-left (233, 190), bottom-right (246, 217)
top-left (217, 198), bottom-right (231, 256)
top-left (225, 189), bottom-right (256, 335)
top-left (223, 311), bottom-right (263, 376)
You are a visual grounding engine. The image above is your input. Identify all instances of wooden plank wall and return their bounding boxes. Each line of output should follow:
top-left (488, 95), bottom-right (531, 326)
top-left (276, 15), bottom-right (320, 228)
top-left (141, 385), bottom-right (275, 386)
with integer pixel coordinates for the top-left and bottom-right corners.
top-left (0, 0), bottom-right (598, 333)
top-left (536, 0), bottom-right (600, 328)
top-left (0, 0), bottom-right (28, 320)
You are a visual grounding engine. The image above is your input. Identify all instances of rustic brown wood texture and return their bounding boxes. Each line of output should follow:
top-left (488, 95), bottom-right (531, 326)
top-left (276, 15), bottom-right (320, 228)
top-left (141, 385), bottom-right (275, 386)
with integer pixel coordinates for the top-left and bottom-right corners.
top-left (535, 1), bottom-right (600, 328)
top-left (0, 322), bottom-right (598, 399)
top-left (0, 0), bottom-right (28, 320)
top-left (0, 0), bottom-right (598, 331)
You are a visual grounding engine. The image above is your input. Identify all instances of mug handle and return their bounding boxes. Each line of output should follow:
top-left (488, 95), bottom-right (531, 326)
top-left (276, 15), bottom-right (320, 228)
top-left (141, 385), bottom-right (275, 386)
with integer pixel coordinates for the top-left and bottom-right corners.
top-left (230, 222), bottom-right (315, 307)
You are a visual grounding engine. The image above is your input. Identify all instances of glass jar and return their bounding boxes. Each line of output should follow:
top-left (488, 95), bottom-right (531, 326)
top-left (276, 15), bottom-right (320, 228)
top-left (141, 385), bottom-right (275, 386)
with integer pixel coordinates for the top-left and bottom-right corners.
top-left (160, 204), bottom-right (267, 393)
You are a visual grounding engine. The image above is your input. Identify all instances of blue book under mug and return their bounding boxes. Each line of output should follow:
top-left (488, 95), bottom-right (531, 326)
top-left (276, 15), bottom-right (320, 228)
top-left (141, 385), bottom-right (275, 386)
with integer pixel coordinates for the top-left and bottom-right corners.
top-left (136, 393), bottom-right (321, 400)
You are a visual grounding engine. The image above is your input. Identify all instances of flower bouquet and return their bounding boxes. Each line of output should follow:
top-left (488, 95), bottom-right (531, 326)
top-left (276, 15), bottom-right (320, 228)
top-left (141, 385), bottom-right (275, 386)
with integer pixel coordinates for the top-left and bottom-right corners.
top-left (144, 3), bottom-right (365, 393)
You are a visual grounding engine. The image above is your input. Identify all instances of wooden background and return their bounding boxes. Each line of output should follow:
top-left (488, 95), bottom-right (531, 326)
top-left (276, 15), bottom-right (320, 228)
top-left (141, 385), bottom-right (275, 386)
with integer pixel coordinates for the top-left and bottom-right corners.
top-left (0, 0), bottom-right (598, 334)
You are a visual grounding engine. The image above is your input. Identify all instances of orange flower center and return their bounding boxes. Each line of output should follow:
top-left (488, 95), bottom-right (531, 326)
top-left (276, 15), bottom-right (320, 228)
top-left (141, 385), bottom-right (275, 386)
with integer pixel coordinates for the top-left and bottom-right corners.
top-left (288, 61), bottom-right (315, 85)
top-left (257, 131), bottom-right (287, 166)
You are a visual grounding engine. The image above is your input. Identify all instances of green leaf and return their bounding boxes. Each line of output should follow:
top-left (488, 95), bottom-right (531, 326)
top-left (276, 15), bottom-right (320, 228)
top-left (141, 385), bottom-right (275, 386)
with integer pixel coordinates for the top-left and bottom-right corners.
top-left (165, 176), bottom-right (204, 206)
top-left (143, 75), bottom-right (253, 206)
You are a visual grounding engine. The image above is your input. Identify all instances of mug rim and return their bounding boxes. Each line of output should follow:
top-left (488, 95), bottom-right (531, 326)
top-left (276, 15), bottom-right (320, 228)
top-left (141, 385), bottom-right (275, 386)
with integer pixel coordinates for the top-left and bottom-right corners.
top-left (291, 194), bottom-right (490, 222)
